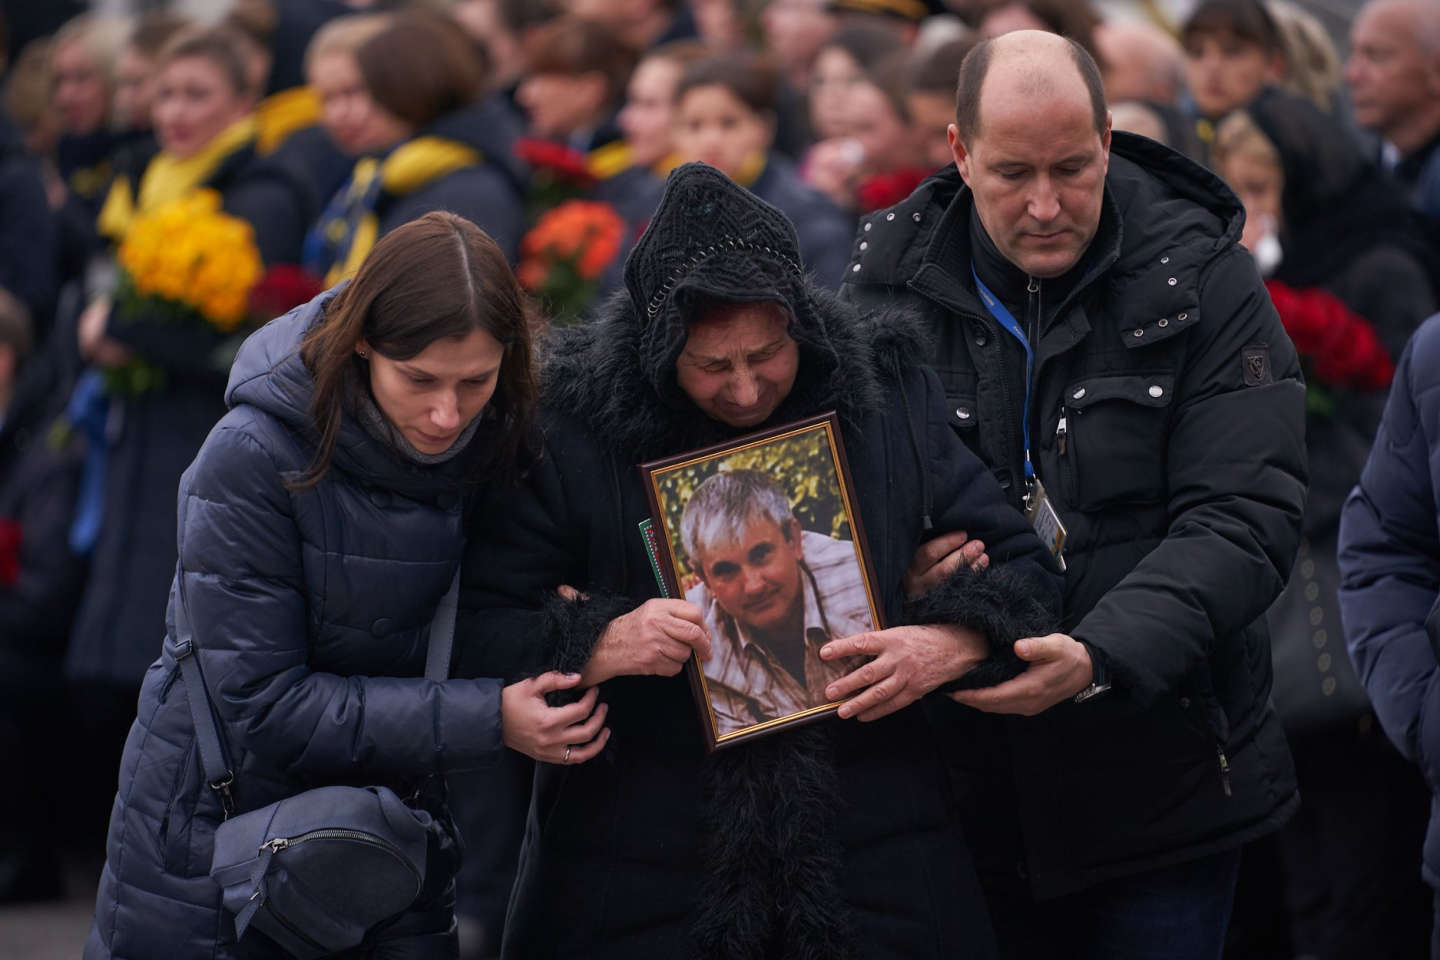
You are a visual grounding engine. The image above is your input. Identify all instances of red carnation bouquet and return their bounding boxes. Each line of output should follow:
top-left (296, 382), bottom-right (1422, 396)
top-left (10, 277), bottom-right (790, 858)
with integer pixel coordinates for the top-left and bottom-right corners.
top-left (0, 517), bottom-right (21, 588)
top-left (855, 168), bottom-right (931, 214)
top-left (516, 137), bottom-right (600, 216)
top-left (1265, 279), bottom-right (1394, 414)
top-left (249, 264), bottom-right (326, 322)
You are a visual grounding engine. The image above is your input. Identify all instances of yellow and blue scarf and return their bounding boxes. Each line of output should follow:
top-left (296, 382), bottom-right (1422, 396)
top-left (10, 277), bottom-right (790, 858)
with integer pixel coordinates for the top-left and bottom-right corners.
top-left (303, 136), bottom-right (481, 285)
top-left (97, 116), bottom-right (258, 242)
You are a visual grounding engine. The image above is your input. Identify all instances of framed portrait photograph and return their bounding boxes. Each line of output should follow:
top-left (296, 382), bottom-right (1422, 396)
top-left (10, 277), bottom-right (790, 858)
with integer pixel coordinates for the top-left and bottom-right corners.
top-left (639, 413), bottom-right (884, 750)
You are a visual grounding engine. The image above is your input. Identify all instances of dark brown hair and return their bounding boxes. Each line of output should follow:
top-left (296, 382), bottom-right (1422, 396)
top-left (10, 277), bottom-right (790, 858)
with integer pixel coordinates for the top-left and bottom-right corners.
top-left (0, 287), bottom-right (33, 365)
top-left (523, 17), bottom-right (637, 107)
top-left (816, 21), bottom-right (906, 74)
top-left (497, 0), bottom-right (563, 34)
top-left (223, 0), bottom-right (277, 47)
top-left (867, 51), bottom-right (912, 121)
top-left (954, 35), bottom-right (1107, 141)
top-left (356, 11), bottom-right (485, 130)
top-left (295, 212), bottom-right (537, 488)
top-left (995, 0), bottom-right (1105, 66)
top-left (1181, 0), bottom-right (1283, 53)
top-left (157, 25), bottom-right (253, 97)
top-left (909, 36), bottom-right (978, 96)
top-left (675, 53), bottom-right (780, 115)
top-left (129, 11), bottom-right (192, 60)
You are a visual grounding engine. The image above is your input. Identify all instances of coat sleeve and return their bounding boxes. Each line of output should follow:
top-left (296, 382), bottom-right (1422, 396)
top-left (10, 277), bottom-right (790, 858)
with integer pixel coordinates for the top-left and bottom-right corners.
top-left (1069, 247), bottom-right (1309, 705)
top-left (0, 155), bottom-right (58, 323)
top-left (898, 366), bottom-right (1064, 671)
top-left (180, 419), bottom-right (503, 780)
top-left (797, 204), bottom-right (858, 291)
top-left (455, 421), bottom-right (637, 683)
top-left (0, 441), bottom-right (84, 647)
top-left (1338, 320), bottom-right (1440, 774)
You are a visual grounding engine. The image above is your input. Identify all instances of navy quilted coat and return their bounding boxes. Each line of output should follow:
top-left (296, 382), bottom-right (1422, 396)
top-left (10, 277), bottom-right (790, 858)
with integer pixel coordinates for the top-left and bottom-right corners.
top-left (1339, 312), bottom-right (1440, 888)
top-left (84, 290), bottom-right (506, 959)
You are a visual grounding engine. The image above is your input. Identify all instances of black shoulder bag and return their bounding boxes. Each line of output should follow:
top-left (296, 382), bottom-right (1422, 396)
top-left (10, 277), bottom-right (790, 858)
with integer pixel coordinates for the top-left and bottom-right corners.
top-left (172, 569), bottom-right (461, 958)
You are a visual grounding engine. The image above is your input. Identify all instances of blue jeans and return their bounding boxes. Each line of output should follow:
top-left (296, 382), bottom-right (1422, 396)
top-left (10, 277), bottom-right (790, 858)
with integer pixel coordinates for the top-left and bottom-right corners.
top-left (987, 849), bottom-right (1243, 960)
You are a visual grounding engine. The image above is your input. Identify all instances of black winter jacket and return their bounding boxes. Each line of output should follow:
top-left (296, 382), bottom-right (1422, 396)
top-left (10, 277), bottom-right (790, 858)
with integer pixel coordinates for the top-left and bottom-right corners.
top-left (841, 132), bottom-right (1308, 898)
top-left (65, 144), bottom-right (309, 694)
top-left (456, 271), bottom-right (1062, 958)
top-left (84, 290), bottom-right (506, 960)
top-left (0, 112), bottom-right (57, 330)
top-left (0, 356), bottom-right (84, 678)
top-left (751, 155), bottom-right (854, 289)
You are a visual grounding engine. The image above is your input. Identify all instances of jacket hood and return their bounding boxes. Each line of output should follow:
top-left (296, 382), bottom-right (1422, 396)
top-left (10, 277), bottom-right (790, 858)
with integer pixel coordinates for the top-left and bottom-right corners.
top-left (423, 97), bottom-right (528, 193)
top-left (542, 162), bottom-right (933, 459)
top-left (226, 286), bottom-right (486, 502)
top-left (1244, 88), bottom-right (1434, 288)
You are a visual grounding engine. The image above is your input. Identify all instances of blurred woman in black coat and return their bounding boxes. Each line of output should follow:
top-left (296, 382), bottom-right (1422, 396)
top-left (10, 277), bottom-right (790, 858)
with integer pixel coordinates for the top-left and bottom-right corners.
top-left (304, 11), bottom-right (527, 279)
top-left (65, 26), bottom-right (312, 809)
top-left (671, 54), bottom-right (853, 287)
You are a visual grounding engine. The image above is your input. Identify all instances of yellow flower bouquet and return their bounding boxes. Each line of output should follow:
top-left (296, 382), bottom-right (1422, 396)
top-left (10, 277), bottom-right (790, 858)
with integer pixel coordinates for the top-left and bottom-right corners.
top-left (109, 189), bottom-right (264, 394)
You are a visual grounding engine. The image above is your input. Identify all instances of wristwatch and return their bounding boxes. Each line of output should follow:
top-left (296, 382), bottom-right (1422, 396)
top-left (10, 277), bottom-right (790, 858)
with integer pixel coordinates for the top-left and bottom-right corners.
top-left (1072, 640), bottom-right (1112, 704)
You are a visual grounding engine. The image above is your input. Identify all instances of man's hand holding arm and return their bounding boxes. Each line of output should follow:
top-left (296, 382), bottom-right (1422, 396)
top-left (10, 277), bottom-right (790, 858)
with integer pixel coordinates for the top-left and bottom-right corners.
top-left (950, 633), bottom-right (1095, 715)
top-left (820, 624), bottom-right (990, 721)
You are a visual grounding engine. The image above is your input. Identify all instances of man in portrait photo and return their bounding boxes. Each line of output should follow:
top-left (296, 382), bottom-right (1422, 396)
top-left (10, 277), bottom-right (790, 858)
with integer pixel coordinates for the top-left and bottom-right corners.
top-left (680, 469), bottom-right (872, 736)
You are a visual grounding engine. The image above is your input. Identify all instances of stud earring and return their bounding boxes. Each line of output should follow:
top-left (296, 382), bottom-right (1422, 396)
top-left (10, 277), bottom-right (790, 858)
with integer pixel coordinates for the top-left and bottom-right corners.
top-left (357, 349), bottom-right (369, 359)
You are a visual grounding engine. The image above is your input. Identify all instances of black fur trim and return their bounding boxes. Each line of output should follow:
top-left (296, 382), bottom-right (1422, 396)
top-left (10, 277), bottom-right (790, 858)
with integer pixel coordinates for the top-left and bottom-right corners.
top-left (536, 590), bottom-right (636, 704)
top-left (902, 563), bottom-right (1058, 691)
top-left (692, 726), bottom-right (854, 960)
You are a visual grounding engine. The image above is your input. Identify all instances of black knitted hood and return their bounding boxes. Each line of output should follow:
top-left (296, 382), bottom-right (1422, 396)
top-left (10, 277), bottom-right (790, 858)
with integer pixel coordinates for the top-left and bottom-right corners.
top-left (546, 162), bottom-right (929, 460)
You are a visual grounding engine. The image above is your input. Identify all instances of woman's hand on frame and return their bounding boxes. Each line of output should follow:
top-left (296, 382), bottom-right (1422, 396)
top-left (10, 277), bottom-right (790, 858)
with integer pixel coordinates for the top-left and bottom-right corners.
top-left (584, 599), bottom-right (710, 684)
top-left (500, 672), bottom-right (610, 765)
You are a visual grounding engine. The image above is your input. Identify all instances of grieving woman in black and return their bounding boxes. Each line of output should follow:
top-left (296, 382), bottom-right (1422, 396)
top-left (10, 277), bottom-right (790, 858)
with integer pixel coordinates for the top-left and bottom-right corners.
top-left (457, 163), bottom-right (1062, 959)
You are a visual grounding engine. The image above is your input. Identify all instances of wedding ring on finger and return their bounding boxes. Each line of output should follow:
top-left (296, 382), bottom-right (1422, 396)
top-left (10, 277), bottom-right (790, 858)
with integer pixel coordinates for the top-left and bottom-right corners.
top-left (563, 744), bottom-right (572, 764)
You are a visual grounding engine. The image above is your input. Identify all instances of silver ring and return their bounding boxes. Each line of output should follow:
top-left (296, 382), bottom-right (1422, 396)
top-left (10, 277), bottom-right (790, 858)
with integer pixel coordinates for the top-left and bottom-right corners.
top-left (563, 745), bottom-right (572, 764)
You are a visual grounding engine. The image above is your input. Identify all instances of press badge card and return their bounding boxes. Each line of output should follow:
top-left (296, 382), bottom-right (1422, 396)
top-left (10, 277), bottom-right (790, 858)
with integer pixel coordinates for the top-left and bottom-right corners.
top-left (1025, 478), bottom-right (1068, 567)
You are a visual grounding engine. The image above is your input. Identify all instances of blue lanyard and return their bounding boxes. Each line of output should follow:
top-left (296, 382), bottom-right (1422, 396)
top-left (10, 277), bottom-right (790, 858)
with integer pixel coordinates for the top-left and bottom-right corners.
top-left (971, 263), bottom-right (1035, 482)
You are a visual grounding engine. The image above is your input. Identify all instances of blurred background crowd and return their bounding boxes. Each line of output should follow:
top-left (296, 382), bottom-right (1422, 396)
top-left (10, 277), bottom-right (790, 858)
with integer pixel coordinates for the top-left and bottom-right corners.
top-left (0, 0), bottom-right (1437, 956)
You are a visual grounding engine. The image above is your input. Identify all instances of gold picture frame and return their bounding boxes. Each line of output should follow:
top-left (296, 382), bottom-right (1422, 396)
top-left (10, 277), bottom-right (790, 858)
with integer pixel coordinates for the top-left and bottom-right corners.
top-left (640, 412), bottom-right (884, 750)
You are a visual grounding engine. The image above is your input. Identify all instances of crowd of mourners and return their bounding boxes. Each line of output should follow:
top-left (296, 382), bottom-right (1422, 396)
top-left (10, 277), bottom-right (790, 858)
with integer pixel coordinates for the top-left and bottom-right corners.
top-left (1, 0), bottom-right (1439, 958)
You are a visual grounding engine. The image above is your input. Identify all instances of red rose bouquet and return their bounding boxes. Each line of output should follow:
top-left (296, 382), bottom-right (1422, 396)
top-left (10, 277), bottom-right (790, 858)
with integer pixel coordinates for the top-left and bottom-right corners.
top-left (0, 516), bottom-right (21, 588)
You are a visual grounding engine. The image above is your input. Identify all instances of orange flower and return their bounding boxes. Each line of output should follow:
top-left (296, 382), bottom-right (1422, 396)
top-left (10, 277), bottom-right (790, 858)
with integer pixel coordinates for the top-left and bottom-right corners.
top-left (520, 200), bottom-right (626, 282)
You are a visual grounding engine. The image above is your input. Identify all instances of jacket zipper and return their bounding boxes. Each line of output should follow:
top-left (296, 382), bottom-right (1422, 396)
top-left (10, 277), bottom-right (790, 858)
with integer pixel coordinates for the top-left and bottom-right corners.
top-left (1216, 745), bottom-right (1232, 797)
top-left (260, 829), bottom-right (423, 888)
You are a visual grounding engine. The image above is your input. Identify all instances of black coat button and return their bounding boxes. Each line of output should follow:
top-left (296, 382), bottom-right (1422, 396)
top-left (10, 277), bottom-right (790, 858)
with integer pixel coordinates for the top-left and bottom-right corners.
top-left (370, 618), bottom-right (393, 637)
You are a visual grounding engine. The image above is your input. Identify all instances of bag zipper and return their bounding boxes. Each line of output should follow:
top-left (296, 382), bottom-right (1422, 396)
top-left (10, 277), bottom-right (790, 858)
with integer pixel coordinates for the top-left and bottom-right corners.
top-left (260, 829), bottom-right (423, 887)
